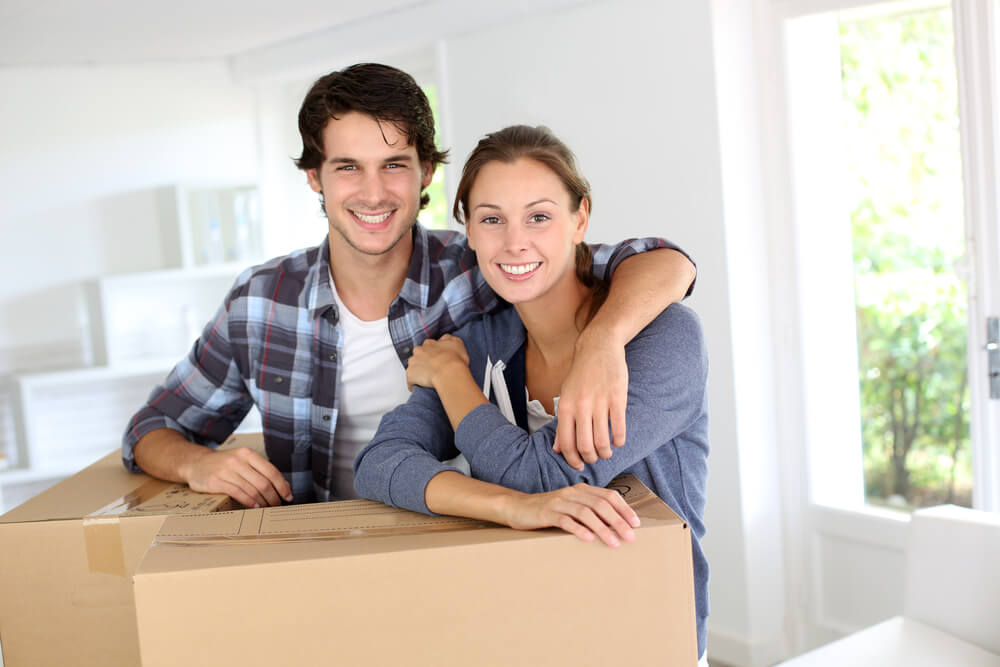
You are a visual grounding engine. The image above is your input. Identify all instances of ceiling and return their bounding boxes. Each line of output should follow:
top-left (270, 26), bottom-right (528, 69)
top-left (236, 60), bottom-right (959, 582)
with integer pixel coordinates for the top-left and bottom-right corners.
top-left (0, 0), bottom-right (423, 65)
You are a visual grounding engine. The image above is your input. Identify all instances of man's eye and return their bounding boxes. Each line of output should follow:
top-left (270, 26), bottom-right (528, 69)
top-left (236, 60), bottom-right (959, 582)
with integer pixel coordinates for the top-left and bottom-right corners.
top-left (385, 163), bottom-right (406, 169)
top-left (337, 165), bottom-right (357, 172)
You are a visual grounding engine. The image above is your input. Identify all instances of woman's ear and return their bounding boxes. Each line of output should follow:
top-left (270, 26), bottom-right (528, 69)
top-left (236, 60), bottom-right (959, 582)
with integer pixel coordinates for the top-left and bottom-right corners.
top-left (572, 197), bottom-right (590, 245)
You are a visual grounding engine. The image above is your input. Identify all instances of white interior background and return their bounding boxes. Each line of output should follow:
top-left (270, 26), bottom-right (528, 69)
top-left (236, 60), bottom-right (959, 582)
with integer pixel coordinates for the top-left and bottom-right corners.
top-left (2, 1), bottom-right (997, 665)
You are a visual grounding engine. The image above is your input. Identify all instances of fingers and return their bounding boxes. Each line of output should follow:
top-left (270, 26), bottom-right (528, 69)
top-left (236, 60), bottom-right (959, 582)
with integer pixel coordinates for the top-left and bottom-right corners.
top-left (591, 399), bottom-right (613, 460)
top-left (191, 448), bottom-right (291, 508)
top-left (610, 393), bottom-right (627, 448)
top-left (574, 403), bottom-right (598, 465)
top-left (216, 480), bottom-right (260, 510)
top-left (550, 486), bottom-right (641, 548)
top-left (554, 412), bottom-right (584, 471)
top-left (244, 450), bottom-right (293, 504)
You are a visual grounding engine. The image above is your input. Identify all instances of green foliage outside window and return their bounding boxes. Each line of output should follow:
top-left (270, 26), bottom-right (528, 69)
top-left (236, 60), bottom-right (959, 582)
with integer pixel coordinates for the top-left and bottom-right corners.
top-left (841, 6), bottom-right (972, 509)
top-left (419, 85), bottom-right (450, 230)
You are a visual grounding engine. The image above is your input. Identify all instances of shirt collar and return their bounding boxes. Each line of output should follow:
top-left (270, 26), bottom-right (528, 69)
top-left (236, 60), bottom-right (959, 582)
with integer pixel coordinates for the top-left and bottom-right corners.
top-left (308, 224), bottom-right (434, 319)
top-left (396, 223), bottom-right (433, 309)
top-left (307, 237), bottom-right (338, 321)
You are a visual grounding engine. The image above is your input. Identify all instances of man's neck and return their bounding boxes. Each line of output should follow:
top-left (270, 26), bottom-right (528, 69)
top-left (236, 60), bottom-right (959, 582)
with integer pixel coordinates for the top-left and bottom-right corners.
top-left (327, 231), bottom-right (413, 322)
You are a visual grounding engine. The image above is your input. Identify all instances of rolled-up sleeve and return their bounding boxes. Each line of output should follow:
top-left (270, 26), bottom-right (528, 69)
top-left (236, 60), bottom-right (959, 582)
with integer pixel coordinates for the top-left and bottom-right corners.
top-left (121, 299), bottom-right (253, 473)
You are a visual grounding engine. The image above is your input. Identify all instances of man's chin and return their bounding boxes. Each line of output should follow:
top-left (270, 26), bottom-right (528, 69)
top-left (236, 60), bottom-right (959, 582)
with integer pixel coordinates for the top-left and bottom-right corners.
top-left (330, 221), bottom-right (415, 257)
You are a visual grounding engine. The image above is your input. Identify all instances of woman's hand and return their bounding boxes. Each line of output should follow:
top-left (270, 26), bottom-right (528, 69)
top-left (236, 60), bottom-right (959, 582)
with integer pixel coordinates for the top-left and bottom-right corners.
top-left (406, 334), bottom-right (470, 391)
top-left (503, 483), bottom-right (641, 548)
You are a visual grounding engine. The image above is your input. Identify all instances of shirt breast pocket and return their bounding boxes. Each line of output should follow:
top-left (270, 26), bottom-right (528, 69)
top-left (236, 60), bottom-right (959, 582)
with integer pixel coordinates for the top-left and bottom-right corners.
top-left (248, 363), bottom-right (314, 431)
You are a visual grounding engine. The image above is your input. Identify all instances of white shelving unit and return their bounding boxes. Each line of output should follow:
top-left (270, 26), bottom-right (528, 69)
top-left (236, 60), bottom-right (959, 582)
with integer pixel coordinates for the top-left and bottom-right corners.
top-left (0, 183), bottom-right (265, 514)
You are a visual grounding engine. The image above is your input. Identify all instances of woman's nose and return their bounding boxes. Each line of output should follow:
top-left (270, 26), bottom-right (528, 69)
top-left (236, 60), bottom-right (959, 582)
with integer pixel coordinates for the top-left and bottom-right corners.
top-left (503, 223), bottom-right (528, 252)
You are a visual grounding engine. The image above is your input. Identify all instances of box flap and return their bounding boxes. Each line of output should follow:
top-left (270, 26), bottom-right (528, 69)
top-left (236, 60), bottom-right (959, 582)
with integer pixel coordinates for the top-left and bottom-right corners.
top-left (1, 449), bottom-right (239, 525)
top-left (0, 451), bottom-right (172, 523)
top-left (151, 473), bottom-right (681, 546)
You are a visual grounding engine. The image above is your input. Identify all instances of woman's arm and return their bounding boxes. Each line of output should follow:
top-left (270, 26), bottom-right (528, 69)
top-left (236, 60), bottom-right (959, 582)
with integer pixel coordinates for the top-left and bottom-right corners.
top-left (423, 471), bottom-right (640, 547)
top-left (353, 386), bottom-right (640, 547)
top-left (457, 304), bottom-right (707, 493)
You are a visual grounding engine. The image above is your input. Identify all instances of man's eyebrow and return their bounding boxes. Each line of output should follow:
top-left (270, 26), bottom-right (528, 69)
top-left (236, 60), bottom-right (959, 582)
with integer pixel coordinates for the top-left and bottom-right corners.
top-left (383, 155), bottom-right (414, 163)
top-left (326, 157), bottom-right (357, 164)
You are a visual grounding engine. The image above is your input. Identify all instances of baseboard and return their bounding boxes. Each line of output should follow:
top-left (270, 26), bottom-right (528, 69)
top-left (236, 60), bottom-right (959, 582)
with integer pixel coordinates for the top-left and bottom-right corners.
top-left (708, 627), bottom-right (791, 667)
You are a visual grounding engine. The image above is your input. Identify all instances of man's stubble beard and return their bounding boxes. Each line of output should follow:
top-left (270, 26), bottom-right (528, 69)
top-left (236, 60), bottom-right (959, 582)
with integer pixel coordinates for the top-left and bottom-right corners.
top-left (321, 191), bottom-right (418, 257)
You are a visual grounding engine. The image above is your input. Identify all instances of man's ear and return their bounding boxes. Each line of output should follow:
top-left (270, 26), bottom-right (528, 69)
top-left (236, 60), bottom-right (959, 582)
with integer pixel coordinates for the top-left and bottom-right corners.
top-left (572, 198), bottom-right (590, 245)
top-left (421, 162), bottom-right (435, 189)
top-left (306, 168), bottom-right (322, 193)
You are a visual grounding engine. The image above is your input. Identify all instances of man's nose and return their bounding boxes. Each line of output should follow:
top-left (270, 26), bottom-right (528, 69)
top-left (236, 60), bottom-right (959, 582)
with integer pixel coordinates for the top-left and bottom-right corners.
top-left (358, 171), bottom-right (388, 205)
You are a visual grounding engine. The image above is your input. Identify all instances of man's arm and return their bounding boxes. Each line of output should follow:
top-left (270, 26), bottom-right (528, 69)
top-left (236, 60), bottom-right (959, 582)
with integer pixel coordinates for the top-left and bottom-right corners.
top-left (123, 296), bottom-right (291, 507)
top-left (134, 429), bottom-right (291, 508)
top-left (556, 247), bottom-right (696, 469)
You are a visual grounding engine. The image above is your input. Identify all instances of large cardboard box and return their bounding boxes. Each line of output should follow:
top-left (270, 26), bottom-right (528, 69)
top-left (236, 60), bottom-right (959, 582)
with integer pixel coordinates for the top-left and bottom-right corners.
top-left (0, 433), bottom-right (260, 666)
top-left (133, 475), bottom-right (698, 666)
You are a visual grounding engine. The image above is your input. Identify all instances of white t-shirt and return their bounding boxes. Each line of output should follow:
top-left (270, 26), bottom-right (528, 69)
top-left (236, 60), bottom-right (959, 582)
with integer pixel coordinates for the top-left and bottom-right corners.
top-left (328, 275), bottom-right (411, 499)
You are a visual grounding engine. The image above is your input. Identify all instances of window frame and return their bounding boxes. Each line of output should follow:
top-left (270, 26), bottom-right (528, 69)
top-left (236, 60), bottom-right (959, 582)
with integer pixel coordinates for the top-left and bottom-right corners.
top-left (776, 0), bottom-right (1000, 513)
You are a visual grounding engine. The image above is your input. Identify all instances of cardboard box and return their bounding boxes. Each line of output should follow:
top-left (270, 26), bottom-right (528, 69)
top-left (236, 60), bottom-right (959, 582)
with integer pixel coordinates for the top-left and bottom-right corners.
top-left (0, 433), bottom-right (260, 667)
top-left (133, 475), bottom-right (698, 666)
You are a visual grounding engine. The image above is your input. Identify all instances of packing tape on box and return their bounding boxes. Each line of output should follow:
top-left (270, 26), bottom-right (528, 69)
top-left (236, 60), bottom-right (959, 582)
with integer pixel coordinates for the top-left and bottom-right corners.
top-left (82, 516), bottom-right (127, 576)
top-left (82, 481), bottom-right (237, 574)
top-left (87, 479), bottom-right (167, 517)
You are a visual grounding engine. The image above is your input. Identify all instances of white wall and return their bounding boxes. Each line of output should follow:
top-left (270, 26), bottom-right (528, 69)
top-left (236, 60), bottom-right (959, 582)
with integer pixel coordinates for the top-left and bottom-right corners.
top-left (0, 63), bottom-right (257, 360)
top-left (0, 3), bottom-right (800, 664)
top-left (442, 2), bottom-right (783, 664)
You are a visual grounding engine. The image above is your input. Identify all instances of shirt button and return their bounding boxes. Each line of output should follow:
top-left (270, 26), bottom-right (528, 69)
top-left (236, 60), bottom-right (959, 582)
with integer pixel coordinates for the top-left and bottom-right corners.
top-left (401, 346), bottom-right (412, 356)
top-left (274, 376), bottom-right (283, 384)
top-left (328, 352), bottom-right (337, 361)
top-left (322, 414), bottom-right (331, 421)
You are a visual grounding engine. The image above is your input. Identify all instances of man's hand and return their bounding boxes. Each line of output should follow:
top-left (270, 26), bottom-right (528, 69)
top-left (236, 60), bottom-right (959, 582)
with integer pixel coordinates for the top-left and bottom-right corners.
top-left (406, 334), bottom-right (470, 391)
top-left (554, 327), bottom-right (628, 470)
top-left (502, 483), bottom-right (640, 548)
top-left (181, 447), bottom-right (292, 508)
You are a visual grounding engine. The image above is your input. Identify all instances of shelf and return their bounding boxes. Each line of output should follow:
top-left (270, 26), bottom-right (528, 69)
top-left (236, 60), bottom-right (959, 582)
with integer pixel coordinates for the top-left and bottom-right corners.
top-left (156, 184), bottom-right (264, 270)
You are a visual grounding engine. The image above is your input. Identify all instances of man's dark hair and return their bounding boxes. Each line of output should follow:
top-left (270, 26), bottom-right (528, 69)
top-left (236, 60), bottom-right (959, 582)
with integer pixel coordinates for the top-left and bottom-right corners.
top-left (295, 63), bottom-right (449, 209)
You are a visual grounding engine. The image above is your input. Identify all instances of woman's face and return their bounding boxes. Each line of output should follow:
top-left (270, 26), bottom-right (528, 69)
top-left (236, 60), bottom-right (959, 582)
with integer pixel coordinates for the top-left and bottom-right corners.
top-left (466, 157), bottom-right (588, 306)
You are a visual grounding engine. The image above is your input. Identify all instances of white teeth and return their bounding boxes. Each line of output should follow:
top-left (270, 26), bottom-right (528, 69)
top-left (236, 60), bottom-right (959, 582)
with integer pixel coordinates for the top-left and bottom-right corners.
top-left (353, 211), bottom-right (391, 224)
top-left (499, 262), bottom-right (540, 275)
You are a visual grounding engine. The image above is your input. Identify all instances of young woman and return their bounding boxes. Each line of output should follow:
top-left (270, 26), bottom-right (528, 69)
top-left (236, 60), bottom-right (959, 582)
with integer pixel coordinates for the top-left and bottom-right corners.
top-left (354, 125), bottom-right (709, 662)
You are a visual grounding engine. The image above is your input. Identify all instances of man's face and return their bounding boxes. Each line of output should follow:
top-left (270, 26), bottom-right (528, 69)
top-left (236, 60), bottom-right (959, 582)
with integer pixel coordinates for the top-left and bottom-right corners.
top-left (306, 111), bottom-right (432, 259)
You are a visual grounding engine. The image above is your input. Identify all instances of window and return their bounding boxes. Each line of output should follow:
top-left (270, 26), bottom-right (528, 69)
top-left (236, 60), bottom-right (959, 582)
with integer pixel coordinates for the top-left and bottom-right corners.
top-left (417, 84), bottom-right (450, 230)
top-left (840, 5), bottom-right (971, 509)
top-left (783, 0), bottom-right (1000, 512)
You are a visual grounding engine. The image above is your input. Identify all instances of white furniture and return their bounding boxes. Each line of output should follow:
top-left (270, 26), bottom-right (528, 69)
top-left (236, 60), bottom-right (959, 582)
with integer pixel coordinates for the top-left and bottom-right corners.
top-left (777, 504), bottom-right (1000, 666)
top-left (0, 183), bottom-right (263, 507)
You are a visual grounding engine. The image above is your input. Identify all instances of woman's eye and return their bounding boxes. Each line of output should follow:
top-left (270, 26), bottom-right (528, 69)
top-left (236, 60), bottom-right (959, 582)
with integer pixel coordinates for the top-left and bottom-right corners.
top-left (529, 213), bottom-right (550, 223)
top-left (480, 216), bottom-right (501, 225)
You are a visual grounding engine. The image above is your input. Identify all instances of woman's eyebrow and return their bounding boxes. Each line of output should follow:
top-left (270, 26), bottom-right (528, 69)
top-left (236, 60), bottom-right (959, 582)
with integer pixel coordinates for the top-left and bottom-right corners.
top-left (473, 203), bottom-right (501, 211)
top-left (525, 198), bottom-right (557, 208)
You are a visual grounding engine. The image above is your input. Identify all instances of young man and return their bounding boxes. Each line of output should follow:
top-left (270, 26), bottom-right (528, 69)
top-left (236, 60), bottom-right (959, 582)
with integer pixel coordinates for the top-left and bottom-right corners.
top-left (123, 63), bottom-right (696, 507)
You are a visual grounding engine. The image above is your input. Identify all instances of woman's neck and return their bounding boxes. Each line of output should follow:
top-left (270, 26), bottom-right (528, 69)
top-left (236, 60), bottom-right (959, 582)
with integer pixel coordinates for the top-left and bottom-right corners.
top-left (517, 276), bottom-right (592, 407)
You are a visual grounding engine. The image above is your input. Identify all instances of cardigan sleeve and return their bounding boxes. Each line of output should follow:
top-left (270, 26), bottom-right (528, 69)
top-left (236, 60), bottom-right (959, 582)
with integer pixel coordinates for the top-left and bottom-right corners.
top-left (454, 304), bottom-right (707, 492)
top-left (352, 384), bottom-right (465, 514)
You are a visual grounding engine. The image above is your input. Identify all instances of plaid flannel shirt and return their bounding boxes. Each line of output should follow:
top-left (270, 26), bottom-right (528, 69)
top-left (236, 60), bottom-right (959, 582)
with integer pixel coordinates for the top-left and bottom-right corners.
top-left (123, 224), bottom-right (687, 501)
